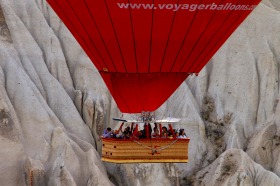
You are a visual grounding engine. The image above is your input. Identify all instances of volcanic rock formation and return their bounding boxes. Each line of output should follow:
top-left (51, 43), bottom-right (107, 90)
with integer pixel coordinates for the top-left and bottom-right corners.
top-left (0, 0), bottom-right (280, 185)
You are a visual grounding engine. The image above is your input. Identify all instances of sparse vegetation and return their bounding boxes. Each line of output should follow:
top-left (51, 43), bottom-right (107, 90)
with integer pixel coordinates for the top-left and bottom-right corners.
top-left (272, 135), bottom-right (280, 149)
top-left (201, 95), bottom-right (233, 162)
top-left (0, 109), bottom-right (9, 127)
top-left (95, 109), bottom-right (104, 135)
top-left (0, 6), bottom-right (12, 43)
top-left (0, 6), bottom-right (5, 23)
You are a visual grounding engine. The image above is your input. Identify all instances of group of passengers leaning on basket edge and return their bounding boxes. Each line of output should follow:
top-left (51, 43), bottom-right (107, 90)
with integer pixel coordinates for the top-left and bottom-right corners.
top-left (101, 123), bottom-right (188, 139)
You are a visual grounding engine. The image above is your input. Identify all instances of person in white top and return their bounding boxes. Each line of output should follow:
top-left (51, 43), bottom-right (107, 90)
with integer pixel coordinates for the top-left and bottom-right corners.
top-left (178, 129), bottom-right (187, 138)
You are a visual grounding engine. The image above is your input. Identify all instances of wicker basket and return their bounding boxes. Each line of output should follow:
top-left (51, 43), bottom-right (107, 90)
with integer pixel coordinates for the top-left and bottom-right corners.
top-left (101, 138), bottom-right (189, 163)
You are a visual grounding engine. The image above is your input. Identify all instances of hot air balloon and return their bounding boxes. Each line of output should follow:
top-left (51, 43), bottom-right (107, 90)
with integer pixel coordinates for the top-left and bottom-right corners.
top-left (47, 0), bottom-right (261, 163)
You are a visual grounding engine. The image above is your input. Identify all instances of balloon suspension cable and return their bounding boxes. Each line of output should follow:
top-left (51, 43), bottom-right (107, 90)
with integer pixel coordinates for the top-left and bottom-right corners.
top-left (133, 139), bottom-right (178, 155)
top-left (160, 79), bottom-right (191, 122)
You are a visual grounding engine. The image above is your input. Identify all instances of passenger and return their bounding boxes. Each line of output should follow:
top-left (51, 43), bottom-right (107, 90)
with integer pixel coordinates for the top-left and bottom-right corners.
top-left (178, 129), bottom-right (187, 138)
top-left (123, 131), bottom-right (131, 139)
top-left (168, 129), bottom-right (175, 138)
top-left (102, 127), bottom-right (113, 138)
top-left (103, 127), bottom-right (111, 135)
top-left (162, 127), bottom-right (169, 138)
top-left (151, 127), bottom-right (160, 138)
top-left (139, 130), bottom-right (146, 139)
top-left (175, 132), bottom-right (179, 138)
top-left (134, 130), bottom-right (146, 139)
top-left (167, 129), bottom-right (172, 138)
top-left (124, 126), bottom-right (132, 135)
top-left (114, 130), bottom-right (123, 138)
top-left (110, 130), bottom-right (117, 138)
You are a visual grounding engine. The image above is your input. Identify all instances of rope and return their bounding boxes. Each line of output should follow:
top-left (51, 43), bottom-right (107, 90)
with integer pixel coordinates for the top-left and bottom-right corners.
top-left (133, 139), bottom-right (178, 155)
top-left (158, 79), bottom-right (189, 126)
top-left (158, 74), bottom-right (193, 123)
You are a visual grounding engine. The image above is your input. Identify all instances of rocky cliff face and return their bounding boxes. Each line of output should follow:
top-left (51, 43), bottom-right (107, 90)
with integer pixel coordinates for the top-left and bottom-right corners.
top-left (0, 0), bottom-right (279, 185)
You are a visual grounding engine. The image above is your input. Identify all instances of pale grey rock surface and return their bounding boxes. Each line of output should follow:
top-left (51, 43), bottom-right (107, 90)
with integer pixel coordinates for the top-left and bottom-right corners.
top-left (194, 149), bottom-right (280, 186)
top-left (0, 0), bottom-right (112, 185)
top-left (0, 0), bottom-right (280, 185)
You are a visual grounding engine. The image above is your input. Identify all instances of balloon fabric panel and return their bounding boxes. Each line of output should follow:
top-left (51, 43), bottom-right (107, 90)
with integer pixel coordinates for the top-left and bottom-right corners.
top-left (47, 0), bottom-right (261, 113)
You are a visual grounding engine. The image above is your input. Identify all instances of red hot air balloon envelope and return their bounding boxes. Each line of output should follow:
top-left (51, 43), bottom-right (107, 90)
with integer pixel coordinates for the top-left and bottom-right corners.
top-left (47, 0), bottom-right (261, 113)
top-left (47, 0), bottom-right (261, 164)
